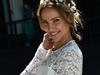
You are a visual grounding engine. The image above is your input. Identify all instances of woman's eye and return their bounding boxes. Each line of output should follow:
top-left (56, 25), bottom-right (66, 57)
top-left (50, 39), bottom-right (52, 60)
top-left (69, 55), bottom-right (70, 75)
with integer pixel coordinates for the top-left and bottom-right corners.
top-left (42, 21), bottom-right (48, 26)
top-left (44, 23), bottom-right (48, 26)
top-left (53, 18), bottom-right (60, 23)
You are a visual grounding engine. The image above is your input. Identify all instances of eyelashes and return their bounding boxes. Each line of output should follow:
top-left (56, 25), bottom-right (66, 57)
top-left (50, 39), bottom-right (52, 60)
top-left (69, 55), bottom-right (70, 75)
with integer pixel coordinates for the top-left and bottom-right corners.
top-left (40, 16), bottom-right (61, 29)
top-left (42, 18), bottom-right (60, 25)
top-left (53, 18), bottom-right (60, 23)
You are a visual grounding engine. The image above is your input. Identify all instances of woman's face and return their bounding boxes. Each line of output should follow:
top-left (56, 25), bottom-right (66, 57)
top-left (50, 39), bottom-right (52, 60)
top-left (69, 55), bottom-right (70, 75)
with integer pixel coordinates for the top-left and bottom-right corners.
top-left (40, 7), bottom-right (72, 48)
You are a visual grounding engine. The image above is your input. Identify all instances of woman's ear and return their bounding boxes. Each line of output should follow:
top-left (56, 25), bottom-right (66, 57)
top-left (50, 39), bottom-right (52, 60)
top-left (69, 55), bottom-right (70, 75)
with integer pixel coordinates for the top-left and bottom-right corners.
top-left (68, 13), bottom-right (74, 25)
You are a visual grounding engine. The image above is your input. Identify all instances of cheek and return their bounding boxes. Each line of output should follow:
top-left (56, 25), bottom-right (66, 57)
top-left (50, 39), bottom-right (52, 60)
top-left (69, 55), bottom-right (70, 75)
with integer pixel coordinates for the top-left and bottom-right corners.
top-left (62, 25), bottom-right (70, 34)
top-left (40, 26), bottom-right (48, 33)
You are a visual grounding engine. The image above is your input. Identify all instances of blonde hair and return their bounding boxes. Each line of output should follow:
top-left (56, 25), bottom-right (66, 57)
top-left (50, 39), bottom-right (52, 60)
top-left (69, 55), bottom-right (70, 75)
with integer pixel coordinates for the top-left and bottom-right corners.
top-left (37, 0), bottom-right (83, 41)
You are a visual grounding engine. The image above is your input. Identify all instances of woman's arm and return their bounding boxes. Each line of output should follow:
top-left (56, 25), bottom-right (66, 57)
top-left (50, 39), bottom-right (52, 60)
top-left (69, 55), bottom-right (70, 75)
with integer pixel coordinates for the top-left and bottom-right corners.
top-left (20, 33), bottom-right (54, 75)
top-left (62, 49), bottom-right (83, 75)
top-left (20, 43), bottom-right (48, 75)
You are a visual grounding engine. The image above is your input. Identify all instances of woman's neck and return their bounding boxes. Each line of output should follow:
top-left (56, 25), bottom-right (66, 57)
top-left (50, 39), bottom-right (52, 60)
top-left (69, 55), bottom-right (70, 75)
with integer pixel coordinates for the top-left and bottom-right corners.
top-left (53, 37), bottom-right (73, 51)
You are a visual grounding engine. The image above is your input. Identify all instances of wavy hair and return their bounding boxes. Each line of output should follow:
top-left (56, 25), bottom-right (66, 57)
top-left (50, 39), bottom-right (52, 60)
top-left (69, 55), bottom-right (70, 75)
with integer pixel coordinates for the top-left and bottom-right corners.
top-left (37, 0), bottom-right (83, 41)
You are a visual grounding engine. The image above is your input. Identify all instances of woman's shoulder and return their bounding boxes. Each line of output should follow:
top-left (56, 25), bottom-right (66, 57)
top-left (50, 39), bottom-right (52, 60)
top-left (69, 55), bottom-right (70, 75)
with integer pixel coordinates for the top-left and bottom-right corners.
top-left (62, 40), bottom-right (83, 58)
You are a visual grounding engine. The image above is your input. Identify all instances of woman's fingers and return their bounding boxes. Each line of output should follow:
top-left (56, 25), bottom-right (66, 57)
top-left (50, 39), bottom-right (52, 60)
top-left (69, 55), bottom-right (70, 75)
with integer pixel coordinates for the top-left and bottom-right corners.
top-left (42, 33), bottom-right (54, 50)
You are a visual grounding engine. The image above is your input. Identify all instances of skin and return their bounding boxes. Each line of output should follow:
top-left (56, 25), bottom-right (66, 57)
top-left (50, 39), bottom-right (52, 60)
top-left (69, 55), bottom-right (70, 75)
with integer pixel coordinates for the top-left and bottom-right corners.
top-left (40, 7), bottom-right (73, 50)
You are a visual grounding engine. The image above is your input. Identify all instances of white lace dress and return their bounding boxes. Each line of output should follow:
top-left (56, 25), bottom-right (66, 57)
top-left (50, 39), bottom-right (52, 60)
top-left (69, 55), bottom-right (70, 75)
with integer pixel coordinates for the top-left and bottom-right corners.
top-left (20, 40), bottom-right (83, 75)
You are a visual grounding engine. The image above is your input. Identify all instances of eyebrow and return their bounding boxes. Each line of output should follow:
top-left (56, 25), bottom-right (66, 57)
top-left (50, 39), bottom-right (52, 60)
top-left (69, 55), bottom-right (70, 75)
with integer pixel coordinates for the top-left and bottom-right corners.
top-left (41, 16), bottom-right (60, 23)
top-left (50, 16), bottom-right (60, 21)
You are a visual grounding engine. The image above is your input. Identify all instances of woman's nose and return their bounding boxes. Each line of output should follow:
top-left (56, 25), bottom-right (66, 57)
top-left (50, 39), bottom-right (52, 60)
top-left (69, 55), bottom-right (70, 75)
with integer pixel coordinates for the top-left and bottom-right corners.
top-left (48, 25), bottom-right (55, 32)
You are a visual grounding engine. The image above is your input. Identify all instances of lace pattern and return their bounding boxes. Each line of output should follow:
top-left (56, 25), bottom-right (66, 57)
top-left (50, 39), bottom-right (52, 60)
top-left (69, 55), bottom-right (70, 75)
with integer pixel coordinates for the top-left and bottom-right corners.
top-left (20, 40), bottom-right (83, 75)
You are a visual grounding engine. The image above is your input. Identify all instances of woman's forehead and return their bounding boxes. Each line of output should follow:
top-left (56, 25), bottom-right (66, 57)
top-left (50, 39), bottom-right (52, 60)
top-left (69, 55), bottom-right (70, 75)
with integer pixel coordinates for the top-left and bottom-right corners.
top-left (41, 7), bottom-right (61, 20)
top-left (41, 7), bottom-right (58, 13)
top-left (40, 7), bottom-right (68, 22)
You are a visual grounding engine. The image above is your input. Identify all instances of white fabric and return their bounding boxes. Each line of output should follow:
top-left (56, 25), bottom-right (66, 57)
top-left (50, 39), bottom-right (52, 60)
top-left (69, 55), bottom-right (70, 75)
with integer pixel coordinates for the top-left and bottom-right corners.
top-left (20, 40), bottom-right (83, 75)
top-left (36, 65), bottom-right (57, 75)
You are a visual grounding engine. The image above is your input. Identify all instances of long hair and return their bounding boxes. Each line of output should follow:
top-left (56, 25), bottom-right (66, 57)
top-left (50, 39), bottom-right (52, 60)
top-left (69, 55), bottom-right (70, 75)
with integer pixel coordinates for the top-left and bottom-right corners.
top-left (37, 0), bottom-right (83, 41)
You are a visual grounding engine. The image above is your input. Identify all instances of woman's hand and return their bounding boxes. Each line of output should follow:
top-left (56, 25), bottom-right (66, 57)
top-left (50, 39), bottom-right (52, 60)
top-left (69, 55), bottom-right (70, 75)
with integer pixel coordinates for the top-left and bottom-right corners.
top-left (42, 33), bottom-right (54, 50)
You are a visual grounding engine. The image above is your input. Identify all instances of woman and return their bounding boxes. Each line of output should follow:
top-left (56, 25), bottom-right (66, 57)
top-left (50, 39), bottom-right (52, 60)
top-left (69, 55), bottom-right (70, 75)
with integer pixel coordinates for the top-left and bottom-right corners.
top-left (20, 0), bottom-right (83, 75)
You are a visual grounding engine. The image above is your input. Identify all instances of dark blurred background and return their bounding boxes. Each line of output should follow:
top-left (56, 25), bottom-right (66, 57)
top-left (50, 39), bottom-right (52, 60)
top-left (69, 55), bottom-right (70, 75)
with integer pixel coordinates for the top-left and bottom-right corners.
top-left (0, 0), bottom-right (100, 75)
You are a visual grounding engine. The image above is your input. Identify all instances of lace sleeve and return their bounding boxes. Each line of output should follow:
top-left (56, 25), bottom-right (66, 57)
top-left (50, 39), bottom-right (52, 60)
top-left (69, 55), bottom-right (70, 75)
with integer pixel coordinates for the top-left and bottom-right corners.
top-left (62, 49), bottom-right (83, 75)
top-left (20, 43), bottom-right (47, 75)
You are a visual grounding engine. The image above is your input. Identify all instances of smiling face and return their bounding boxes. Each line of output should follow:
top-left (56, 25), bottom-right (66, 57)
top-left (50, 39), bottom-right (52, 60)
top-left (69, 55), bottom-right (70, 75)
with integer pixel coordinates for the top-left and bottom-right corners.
top-left (40, 7), bottom-right (72, 48)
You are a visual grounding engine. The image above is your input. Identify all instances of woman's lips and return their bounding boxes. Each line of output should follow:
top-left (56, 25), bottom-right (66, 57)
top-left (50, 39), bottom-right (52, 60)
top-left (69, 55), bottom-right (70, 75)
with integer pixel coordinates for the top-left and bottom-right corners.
top-left (50, 31), bottom-right (60, 39)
